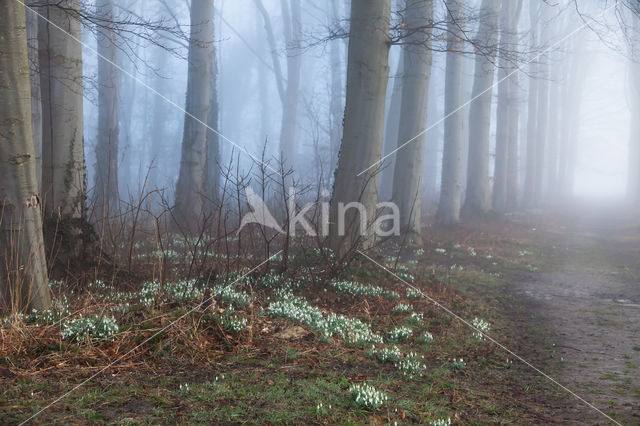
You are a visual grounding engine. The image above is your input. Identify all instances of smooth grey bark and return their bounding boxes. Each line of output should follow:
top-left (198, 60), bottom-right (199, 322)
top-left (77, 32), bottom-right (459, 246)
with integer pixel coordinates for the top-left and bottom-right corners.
top-left (534, 4), bottom-right (551, 202)
top-left (464, 0), bottom-right (501, 215)
top-left (492, 0), bottom-right (521, 212)
top-left (329, 0), bottom-right (390, 257)
top-left (523, 0), bottom-right (539, 205)
top-left (0, 3), bottom-right (51, 311)
top-left (254, 0), bottom-right (302, 174)
top-left (437, 0), bottom-right (465, 225)
top-left (26, 2), bottom-right (42, 194)
top-left (205, 42), bottom-right (221, 203)
top-left (379, 58), bottom-right (404, 202)
top-left (329, 0), bottom-right (344, 171)
top-left (505, 1), bottom-right (523, 210)
top-left (391, 0), bottom-right (434, 243)
top-left (94, 0), bottom-right (120, 226)
top-left (38, 0), bottom-right (85, 219)
top-left (630, 15), bottom-right (640, 202)
top-left (174, 0), bottom-right (214, 230)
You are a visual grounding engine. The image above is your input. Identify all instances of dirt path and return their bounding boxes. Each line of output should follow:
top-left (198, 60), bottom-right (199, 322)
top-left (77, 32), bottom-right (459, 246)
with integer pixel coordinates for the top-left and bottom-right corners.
top-left (509, 207), bottom-right (640, 424)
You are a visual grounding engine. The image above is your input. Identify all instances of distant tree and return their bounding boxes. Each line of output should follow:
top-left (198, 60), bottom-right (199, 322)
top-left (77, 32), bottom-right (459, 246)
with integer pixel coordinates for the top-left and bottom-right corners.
top-left (94, 0), bottom-right (120, 228)
top-left (38, 0), bottom-right (86, 221)
top-left (174, 0), bottom-right (215, 230)
top-left (464, 0), bottom-right (502, 215)
top-left (492, 0), bottom-right (523, 212)
top-left (329, 0), bottom-right (391, 257)
top-left (0, 2), bottom-right (51, 311)
top-left (391, 0), bottom-right (434, 243)
top-left (628, 12), bottom-right (640, 202)
top-left (254, 0), bottom-right (302, 176)
top-left (437, 0), bottom-right (466, 225)
top-left (523, 0), bottom-right (539, 206)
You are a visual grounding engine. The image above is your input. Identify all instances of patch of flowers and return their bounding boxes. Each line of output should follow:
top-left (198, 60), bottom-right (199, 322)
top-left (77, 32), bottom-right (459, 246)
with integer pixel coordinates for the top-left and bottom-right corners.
top-left (179, 383), bottom-right (190, 394)
top-left (315, 402), bottom-right (332, 416)
top-left (386, 326), bottom-right (412, 343)
top-left (434, 248), bottom-right (446, 255)
top-left (407, 312), bottom-right (424, 326)
top-left (221, 315), bottom-right (247, 333)
top-left (471, 317), bottom-right (490, 341)
top-left (431, 418), bottom-right (452, 426)
top-left (393, 303), bottom-right (413, 314)
top-left (166, 279), bottom-right (202, 303)
top-left (212, 284), bottom-right (251, 307)
top-left (23, 295), bottom-right (69, 325)
top-left (267, 293), bottom-right (382, 346)
top-left (395, 352), bottom-right (427, 379)
top-left (330, 280), bottom-right (384, 298)
top-left (406, 287), bottom-right (424, 299)
top-left (451, 358), bottom-right (466, 370)
top-left (368, 345), bottom-right (402, 363)
top-left (417, 331), bottom-right (434, 344)
top-left (61, 315), bottom-right (119, 342)
top-left (349, 383), bottom-right (388, 410)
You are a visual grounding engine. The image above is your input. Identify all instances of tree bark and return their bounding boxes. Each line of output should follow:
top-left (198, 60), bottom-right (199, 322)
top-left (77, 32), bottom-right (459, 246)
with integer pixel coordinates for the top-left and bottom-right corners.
top-left (630, 15), bottom-right (640, 202)
top-left (329, 0), bottom-right (390, 257)
top-left (254, 0), bottom-right (302, 175)
top-left (534, 4), bottom-right (551, 203)
top-left (0, 2), bottom-right (51, 311)
top-left (391, 0), bottom-right (434, 243)
top-left (523, 0), bottom-right (539, 206)
top-left (329, 0), bottom-right (344, 172)
top-left (94, 0), bottom-right (120, 227)
top-left (38, 0), bottom-right (85, 219)
top-left (437, 0), bottom-right (465, 225)
top-left (379, 58), bottom-right (403, 202)
top-left (174, 0), bottom-right (215, 230)
top-left (464, 0), bottom-right (501, 215)
top-left (205, 40), bottom-right (221, 204)
top-left (26, 1), bottom-right (42, 194)
top-left (493, 0), bottom-right (522, 212)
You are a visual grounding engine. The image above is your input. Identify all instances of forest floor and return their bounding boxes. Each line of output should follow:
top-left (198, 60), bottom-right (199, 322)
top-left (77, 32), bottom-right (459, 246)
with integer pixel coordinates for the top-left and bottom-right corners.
top-left (1, 202), bottom-right (638, 425)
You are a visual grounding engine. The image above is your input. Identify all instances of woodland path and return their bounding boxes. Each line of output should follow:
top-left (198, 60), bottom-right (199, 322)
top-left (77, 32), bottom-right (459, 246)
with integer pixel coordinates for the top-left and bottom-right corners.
top-left (509, 204), bottom-right (640, 424)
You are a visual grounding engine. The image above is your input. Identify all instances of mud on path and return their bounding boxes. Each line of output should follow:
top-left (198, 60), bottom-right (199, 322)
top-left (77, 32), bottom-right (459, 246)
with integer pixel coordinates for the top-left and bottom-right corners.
top-left (508, 205), bottom-right (640, 424)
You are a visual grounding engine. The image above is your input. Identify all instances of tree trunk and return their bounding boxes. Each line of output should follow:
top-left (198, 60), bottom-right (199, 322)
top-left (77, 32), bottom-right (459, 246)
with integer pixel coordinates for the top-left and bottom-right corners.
top-left (205, 41), bottom-right (221, 204)
top-left (391, 0), bottom-right (434, 244)
top-left (437, 0), bottom-right (465, 225)
top-left (174, 0), bottom-right (215, 230)
top-left (94, 0), bottom-right (120, 227)
top-left (379, 58), bottom-right (403, 202)
top-left (464, 0), bottom-right (501, 215)
top-left (0, 2), bottom-right (51, 311)
top-left (38, 0), bottom-right (85, 219)
top-left (534, 4), bottom-right (551, 203)
top-left (329, 0), bottom-right (390, 257)
top-left (505, 1), bottom-right (523, 210)
top-left (630, 15), bottom-right (640, 202)
top-left (492, 0), bottom-right (520, 212)
top-left (329, 0), bottom-right (344, 172)
top-left (26, 1), bottom-right (42, 194)
top-left (254, 0), bottom-right (302, 176)
top-left (523, 0), bottom-right (539, 205)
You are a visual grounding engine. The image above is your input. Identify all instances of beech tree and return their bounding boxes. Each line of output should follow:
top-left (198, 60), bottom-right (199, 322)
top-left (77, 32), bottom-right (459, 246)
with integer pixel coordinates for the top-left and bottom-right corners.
top-left (174, 0), bottom-right (215, 229)
top-left (0, 2), bottom-right (51, 311)
top-left (437, 0), bottom-right (465, 225)
top-left (94, 0), bottom-right (120, 227)
top-left (492, 0), bottom-right (522, 212)
top-left (254, 0), bottom-right (302, 175)
top-left (464, 0), bottom-right (501, 215)
top-left (329, 0), bottom-right (391, 257)
top-left (391, 0), bottom-right (434, 243)
top-left (38, 0), bottom-right (86, 220)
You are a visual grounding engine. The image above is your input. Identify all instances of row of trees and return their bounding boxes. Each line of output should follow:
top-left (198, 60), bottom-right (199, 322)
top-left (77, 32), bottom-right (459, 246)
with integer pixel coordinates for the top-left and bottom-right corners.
top-left (2, 0), bottom-right (640, 310)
